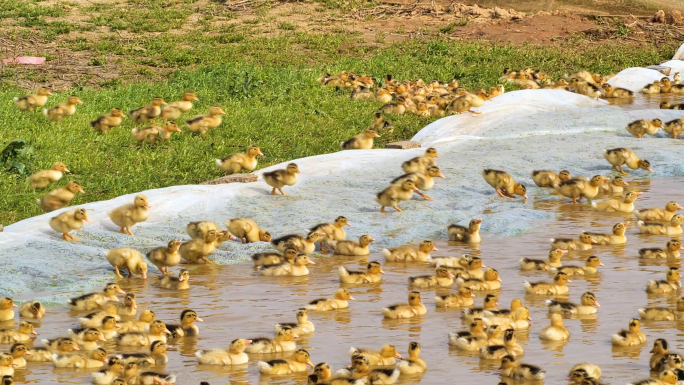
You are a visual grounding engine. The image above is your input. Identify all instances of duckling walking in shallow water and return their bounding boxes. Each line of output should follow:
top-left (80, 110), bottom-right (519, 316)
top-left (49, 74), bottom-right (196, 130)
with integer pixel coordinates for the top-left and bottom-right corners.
top-left (482, 169), bottom-right (527, 199)
top-left (310, 216), bottom-right (349, 252)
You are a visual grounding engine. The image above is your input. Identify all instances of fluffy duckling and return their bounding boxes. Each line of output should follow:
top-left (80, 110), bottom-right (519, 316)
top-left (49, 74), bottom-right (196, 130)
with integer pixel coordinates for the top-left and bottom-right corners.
top-left (519, 249), bottom-right (566, 271)
top-left (28, 162), bottom-right (69, 189)
top-left (245, 327), bottom-right (298, 354)
top-left (547, 291), bottom-right (600, 315)
top-left (646, 267), bottom-right (682, 293)
top-left (116, 340), bottom-right (167, 367)
top-left (379, 96), bottom-right (409, 115)
top-left (106, 248), bottom-right (148, 279)
top-left (649, 339), bottom-right (683, 371)
top-left (556, 175), bottom-right (608, 203)
top-left (339, 261), bottom-right (384, 284)
top-left (272, 231), bottom-right (321, 254)
top-left (567, 363), bottom-right (601, 382)
top-left (460, 256), bottom-right (486, 279)
top-left (252, 248), bottom-right (298, 267)
top-left (449, 318), bottom-right (487, 348)
top-left (179, 230), bottom-right (221, 264)
top-left (341, 129), bottom-right (380, 150)
top-left (460, 294), bottom-right (498, 321)
top-left (160, 269), bottom-right (190, 290)
top-left (9, 344), bottom-right (29, 368)
top-left (382, 291), bottom-right (426, 319)
top-left (402, 148), bottom-right (439, 174)
top-left (117, 309), bottom-right (155, 333)
top-left (482, 169), bottom-right (527, 199)
top-left (147, 240), bottom-right (182, 274)
top-left (626, 119), bottom-right (662, 138)
top-left (662, 78), bottom-right (674, 93)
top-left (69, 328), bottom-right (107, 350)
top-left (310, 216), bottom-right (349, 252)
top-left (185, 106), bottom-right (226, 135)
top-left (131, 122), bottom-right (181, 144)
top-left (166, 310), bottom-right (202, 338)
top-left (611, 318), bottom-right (646, 346)
top-left (99, 316), bottom-right (119, 340)
top-left (639, 297), bottom-right (684, 321)
top-left (485, 307), bottom-right (532, 331)
top-left (391, 166), bottom-right (446, 200)
top-left (479, 329), bottom-right (523, 359)
top-left (539, 314), bottom-right (569, 341)
top-left (307, 289), bottom-right (355, 311)
top-left (435, 287), bottom-right (475, 308)
top-left (532, 169), bottom-right (571, 188)
top-left (274, 308), bottom-right (315, 335)
top-left (196, 338), bottom-right (251, 365)
top-left (376, 179), bottom-right (418, 213)
top-left (334, 235), bottom-right (374, 256)
top-left (68, 283), bottom-right (125, 311)
top-left (636, 201), bottom-right (683, 222)
top-left (258, 348), bottom-right (313, 375)
top-left (116, 320), bottom-right (170, 347)
top-left (53, 347), bottom-right (108, 368)
top-left (661, 101), bottom-right (684, 110)
top-left (14, 87), bottom-right (51, 111)
top-left (663, 118), bottom-right (684, 139)
top-left (92, 357), bottom-right (125, 385)
top-left (524, 272), bottom-right (571, 295)
top-left (263, 163), bottom-right (299, 196)
top-left (553, 255), bottom-right (603, 276)
top-left (499, 355), bottom-right (545, 380)
top-left (456, 268), bottom-right (503, 291)
top-left (428, 254), bottom-right (471, 268)
top-left (38, 181), bottom-right (85, 212)
top-left (639, 239), bottom-right (683, 259)
top-left (110, 293), bottom-right (137, 317)
top-left (628, 370), bottom-right (678, 385)
top-left (19, 301), bottom-right (44, 320)
top-left (216, 145), bottom-right (264, 174)
top-left (551, 233), bottom-right (597, 251)
top-left (0, 298), bottom-right (16, 322)
top-left (37, 337), bottom-right (79, 356)
top-left (338, 356), bottom-right (400, 384)
top-left (408, 266), bottom-right (455, 288)
top-left (134, 372), bottom-right (177, 385)
top-left (91, 108), bottom-right (126, 134)
top-left (642, 80), bottom-right (662, 94)
top-left (382, 240), bottom-right (437, 262)
top-left (108, 194), bottom-right (150, 236)
top-left (604, 148), bottom-right (652, 175)
top-left (396, 342), bottom-right (426, 375)
top-left (350, 344), bottom-right (401, 366)
top-left (0, 322), bottom-right (36, 344)
top-left (224, 217), bottom-right (270, 244)
top-left (43, 95), bottom-right (83, 121)
top-left (161, 92), bottom-right (198, 120)
top-left (599, 175), bottom-right (629, 196)
top-left (638, 215), bottom-right (684, 236)
top-left (602, 84), bottom-right (634, 98)
top-left (309, 364), bottom-right (363, 385)
top-left (186, 220), bottom-right (219, 239)
top-left (585, 222), bottom-right (629, 245)
top-left (447, 218), bottom-right (482, 243)
top-left (259, 254), bottom-right (315, 277)
top-left (129, 97), bottom-right (166, 124)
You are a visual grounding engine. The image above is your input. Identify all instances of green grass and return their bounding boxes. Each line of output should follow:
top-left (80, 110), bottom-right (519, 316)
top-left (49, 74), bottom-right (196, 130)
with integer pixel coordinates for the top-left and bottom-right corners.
top-left (0, 36), bottom-right (676, 224)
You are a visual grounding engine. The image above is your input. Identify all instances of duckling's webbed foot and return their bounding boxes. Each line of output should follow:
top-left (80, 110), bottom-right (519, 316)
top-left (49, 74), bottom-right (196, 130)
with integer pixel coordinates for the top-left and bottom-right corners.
top-left (617, 166), bottom-right (630, 175)
top-left (62, 233), bottom-right (70, 241)
top-left (416, 191), bottom-right (432, 200)
top-left (277, 188), bottom-right (288, 196)
top-left (270, 188), bottom-right (277, 195)
top-left (495, 189), bottom-right (506, 198)
top-left (468, 109), bottom-right (482, 115)
top-left (380, 206), bottom-right (386, 213)
top-left (115, 266), bottom-right (123, 278)
top-left (119, 227), bottom-right (127, 234)
top-left (392, 205), bottom-right (402, 212)
top-left (201, 257), bottom-right (213, 264)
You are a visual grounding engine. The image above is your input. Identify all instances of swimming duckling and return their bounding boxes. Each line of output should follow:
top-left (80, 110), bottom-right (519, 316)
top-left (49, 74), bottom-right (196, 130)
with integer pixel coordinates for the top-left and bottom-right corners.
top-left (69, 327), bottom-right (107, 350)
top-left (456, 268), bottom-right (503, 290)
top-left (379, 96), bottom-right (409, 115)
top-left (132, 371), bottom-right (176, 385)
top-left (447, 218), bottom-right (482, 243)
top-left (551, 233), bottom-right (597, 251)
top-left (309, 363), bottom-right (365, 385)
top-left (460, 256), bottom-right (487, 279)
top-left (553, 255), bottom-right (604, 276)
top-left (638, 214), bottom-right (684, 236)
top-left (36, 338), bottom-right (79, 358)
top-left (106, 248), bottom-right (148, 279)
top-left (382, 240), bottom-right (437, 262)
top-left (0, 298), bottom-right (15, 322)
top-left (376, 179), bottom-right (418, 213)
top-left (91, 108), bottom-right (126, 134)
top-left (459, 294), bottom-right (498, 321)
top-left (258, 348), bottom-right (313, 375)
top-left (611, 318), bottom-right (646, 346)
top-left (116, 320), bottom-right (170, 347)
top-left (129, 97), bottom-right (167, 125)
top-left (676, 73), bottom-right (682, 85)
top-left (272, 231), bottom-right (322, 254)
top-left (0, 322), bottom-right (36, 344)
top-left (246, 327), bottom-right (298, 354)
top-left (499, 355), bottom-right (546, 380)
top-left (429, 254), bottom-right (472, 268)
top-left (409, 266), bottom-right (455, 288)
top-left (38, 181), bottom-right (85, 212)
top-left (259, 254), bottom-right (315, 277)
top-left (53, 347), bottom-right (108, 368)
top-left (341, 129), bottom-right (380, 150)
top-left (382, 291), bottom-right (426, 319)
top-left (166, 310), bottom-right (202, 338)
top-left (599, 175), bottom-right (629, 196)
top-left (28, 162), bottom-right (69, 189)
top-left (519, 248), bottom-right (566, 271)
top-left (524, 272), bottom-right (571, 295)
top-left (539, 314), bottom-right (569, 341)
top-left (661, 101), bottom-right (684, 110)
top-left (402, 148), bottom-right (439, 174)
top-left (602, 84), bottom-right (634, 98)
top-left (117, 341), bottom-right (167, 367)
top-left (547, 291), bottom-right (600, 315)
top-left (92, 357), bottom-right (125, 385)
top-left (485, 307), bottom-right (532, 331)
top-left (435, 287), bottom-right (475, 308)
top-left (646, 267), bottom-right (682, 293)
top-left (339, 261), bottom-right (384, 284)
top-left (160, 269), bottom-right (190, 290)
top-left (636, 201), bottom-right (683, 222)
top-left (629, 370), bottom-right (678, 385)
top-left (8, 344), bottom-right (29, 369)
top-left (604, 147), bottom-right (652, 175)
top-left (338, 356), bottom-right (400, 384)
top-left (161, 92), bottom-right (198, 120)
top-left (274, 308), bottom-right (315, 335)
top-left (68, 283), bottom-right (125, 311)
top-left (639, 297), bottom-right (684, 321)
top-left (396, 342), bottom-right (426, 374)
top-left (567, 363), bottom-right (601, 382)
top-left (112, 293), bottom-right (138, 317)
top-left (263, 163), bottom-right (299, 196)
top-left (99, 316), bottom-right (119, 340)
top-left (626, 119), bottom-right (663, 138)
top-left (108, 194), bottom-right (150, 236)
top-left (196, 338), bottom-right (251, 365)
top-left (639, 239), bottom-right (683, 259)
top-left (334, 235), bottom-right (374, 256)
top-left (147, 240), bottom-right (182, 274)
top-left (663, 119), bottom-right (684, 139)
top-left (649, 339), bottom-right (683, 371)
top-left (18, 301), bottom-right (44, 320)
top-left (350, 344), bottom-right (401, 366)
top-left (307, 289), bottom-right (355, 311)
top-left (310, 216), bottom-right (349, 252)
top-left (482, 169), bottom-right (527, 199)
top-left (43, 95), bottom-right (83, 121)
top-left (14, 87), bottom-right (51, 111)
top-left (216, 145), bottom-right (264, 174)
top-left (117, 309), bottom-right (155, 333)
top-left (662, 77), bottom-right (674, 93)
top-left (585, 222), bottom-right (629, 245)
top-left (479, 329), bottom-right (523, 359)
top-left (391, 166), bottom-right (446, 200)
top-left (449, 318), bottom-right (487, 346)
top-left (672, 83), bottom-right (684, 94)
top-left (531, 169), bottom-right (571, 188)
top-left (252, 248), bottom-right (298, 267)
top-left (131, 122), bottom-right (181, 144)
top-left (642, 81), bottom-right (662, 94)
top-left (179, 230), bottom-right (221, 264)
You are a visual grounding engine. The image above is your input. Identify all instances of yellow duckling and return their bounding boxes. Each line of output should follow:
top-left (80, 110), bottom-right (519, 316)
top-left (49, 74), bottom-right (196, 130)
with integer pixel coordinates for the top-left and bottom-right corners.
top-left (672, 83), bottom-right (684, 94)
top-left (272, 231), bottom-right (321, 254)
top-left (116, 320), bottom-right (170, 346)
top-left (499, 355), bottom-right (546, 380)
top-left (376, 178), bottom-right (418, 213)
top-left (392, 166), bottom-right (446, 200)
top-left (69, 328), bottom-right (107, 350)
top-left (43, 95), bottom-right (83, 121)
top-left (408, 266), bottom-right (455, 288)
top-left (548, 291), bottom-right (600, 315)
top-left (91, 108), bottom-right (126, 134)
top-left (567, 363), bottom-right (601, 383)
top-left (638, 214), bottom-right (684, 236)
top-left (341, 129), bottom-right (380, 150)
top-left (147, 240), bottom-right (182, 274)
top-left (0, 298), bottom-right (16, 322)
top-left (626, 119), bottom-right (662, 138)
top-left (196, 338), bottom-right (251, 365)
top-left (53, 347), bottom-right (108, 368)
top-left (68, 283), bottom-right (125, 311)
top-left (179, 230), bottom-right (222, 264)
top-left (108, 194), bottom-right (151, 236)
top-left (0, 321), bottom-right (36, 344)
top-left (381, 291), bottom-right (425, 319)
top-left (524, 272), bottom-right (571, 295)
top-left (602, 84), bottom-right (634, 98)
top-left (460, 256), bottom-right (487, 279)
top-left (555, 175), bottom-right (608, 203)
top-left (642, 80), bottom-right (662, 94)
top-left (531, 169), bottom-right (571, 188)
top-left (396, 342), bottom-right (426, 375)
top-left (429, 254), bottom-right (471, 268)
top-left (259, 254), bottom-right (315, 277)
top-left (258, 348), bottom-right (313, 375)
top-left (379, 96), bottom-right (409, 115)
top-left (551, 232), bottom-right (596, 251)
top-left (375, 88), bottom-right (394, 104)
top-left (456, 268), bottom-right (502, 290)
top-left (216, 145), bottom-right (264, 174)
top-left (32, 338), bottom-right (79, 360)
top-left (661, 101), bottom-right (684, 110)
top-left (274, 308), bottom-right (315, 335)
top-left (482, 169), bottom-right (527, 199)
top-left (350, 344), bottom-right (401, 366)
top-left (449, 318), bottom-right (487, 348)
top-left (225, 217), bottom-right (270, 244)
top-left (92, 357), bottom-right (125, 385)
top-left (382, 240), bottom-right (438, 262)
top-left (38, 181), bottom-right (85, 212)
top-left (14, 87), bottom-right (51, 111)
top-left (166, 309), bottom-right (202, 338)
top-left (334, 235), bottom-right (374, 256)
top-left (479, 329), bottom-right (523, 359)
top-left (49, 207), bottom-right (89, 241)
top-left (106, 248), bottom-right (148, 279)
top-left (131, 121), bottom-right (181, 144)
top-left (446, 91), bottom-right (491, 114)
top-left (310, 363), bottom-right (366, 385)
top-left (639, 298), bottom-right (684, 321)
top-left (246, 327), bottom-right (298, 354)
top-left (263, 163), bottom-right (299, 196)
top-left (402, 148), bottom-right (439, 174)
top-left (186, 221), bottom-right (218, 239)
top-left (661, 77), bottom-right (674, 93)
top-left (599, 175), bottom-right (628, 195)
top-left (110, 293), bottom-right (137, 317)
top-left (461, 294), bottom-right (498, 320)
top-left (629, 370), bottom-right (678, 385)
top-left (185, 106), bottom-right (226, 135)
top-left (435, 287), bottom-right (475, 308)
top-left (310, 216), bottom-right (349, 252)
top-left (307, 289), bottom-right (355, 311)
top-left (129, 97), bottom-right (166, 124)
top-left (350, 85), bottom-right (374, 101)
top-left (519, 248), bottom-right (566, 271)
top-left (612, 318), bottom-right (646, 346)
top-left (584, 222), bottom-right (629, 244)
top-left (161, 91), bottom-right (199, 120)
top-left (646, 267), bottom-right (682, 293)
top-left (344, 357), bottom-right (401, 384)
top-left (339, 261), bottom-right (384, 284)
top-left (639, 239), bottom-right (683, 259)
top-left (447, 218), bottom-right (482, 243)
top-left (489, 85), bottom-right (505, 97)
top-left (19, 300), bottom-right (44, 320)
top-left (117, 309), bottom-right (156, 333)
top-left (664, 118), bottom-right (684, 139)
top-left (636, 201), bottom-right (683, 222)
top-left (99, 316), bottom-right (119, 340)
top-left (604, 147), bottom-right (652, 175)
top-left (539, 314), bottom-right (569, 341)
top-left (650, 339), bottom-right (683, 373)
top-left (251, 248), bottom-right (297, 267)
top-left (9, 343), bottom-right (29, 368)
top-left (28, 162), bottom-right (69, 189)
top-left (160, 269), bottom-right (190, 290)
top-left (133, 371), bottom-right (176, 385)
top-left (485, 307), bottom-right (532, 331)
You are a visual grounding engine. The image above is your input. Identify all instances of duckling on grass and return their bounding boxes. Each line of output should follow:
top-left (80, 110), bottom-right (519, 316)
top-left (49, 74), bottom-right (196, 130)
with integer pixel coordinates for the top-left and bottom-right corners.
top-left (91, 108), bottom-right (126, 134)
top-left (14, 87), bottom-right (51, 111)
top-left (131, 122), bottom-right (181, 144)
top-left (161, 91), bottom-right (198, 120)
top-left (43, 95), bottom-right (82, 122)
top-left (38, 181), bottom-right (85, 212)
top-left (129, 97), bottom-right (167, 125)
top-left (28, 162), bottom-right (69, 189)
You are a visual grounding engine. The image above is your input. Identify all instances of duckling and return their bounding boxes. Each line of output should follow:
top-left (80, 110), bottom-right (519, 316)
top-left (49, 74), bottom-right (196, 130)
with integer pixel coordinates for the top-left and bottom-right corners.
top-left (630, 370), bottom-right (679, 385)
top-left (68, 283), bottom-right (125, 311)
top-left (274, 308), bottom-right (315, 335)
top-left (539, 313), bottom-right (569, 341)
top-left (14, 87), bottom-right (51, 111)
top-left (449, 318), bottom-right (488, 348)
top-left (185, 106), bottom-right (226, 135)
top-left (18, 301), bottom-right (43, 320)
top-left (129, 97), bottom-right (167, 124)
top-left (334, 235), bottom-right (374, 256)
top-left (408, 266), bottom-right (455, 288)
top-left (646, 267), bottom-right (681, 293)
top-left (636, 201), bottom-right (683, 222)
top-left (91, 108), bottom-right (126, 134)
top-left (664, 118), bottom-right (684, 139)
top-left (551, 233), bottom-right (597, 251)
top-left (375, 89), bottom-right (394, 104)
top-left (458, 294), bottom-right (497, 320)
top-left (28, 162), bottom-right (69, 189)
top-left (272, 231), bottom-right (321, 254)
top-left (391, 166), bottom-right (446, 200)
top-left (446, 91), bottom-right (491, 114)
top-left (36, 337), bottom-right (79, 358)
top-left (252, 248), bottom-right (298, 267)
top-left (489, 85), bottom-right (505, 97)
top-left (117, 309), bottom-right (155, 333)
top-left (482, 169), bottom-right (527, 199)
top-left (662, 77), bottom-right (674, 93)
top-left (611, 318), bottom-right (646, 346)
top-left (106, 248), bottom-right (148, 279)
top-left (350, 345), bottom-right (402, 366)
top-left (160, 269), bottom-right (190, 290)
top-left (336, 356), bottom-right (399, 383)
top-left (43, 95), bottom-right (83, 121)
top-left (531, 169), bottom-right (571, 188)
top-left (556, 175), bottom-right (608, 203)
top-left (166, 310), bottom-right (202, 338)
top-left (376, 179), bottom-right (418, 213)
top-left (246, 327), bottom-right (298, 354)
top-left (310, 216), bottom-right (349, 252)
top-left (485, 307), bottom-right (532, 331)
top-left (259, 254), bottom-right (315, 277)
top-left (649, 339), bottom-right (683, 371)
top-left (8, 344), bottom-right (29, 369)
top-left (216, 145), bottom-right (264, 174)
top-left (382, 240), bottom-right (437, 262)
top-left (0, 321), bottom-right (36, 344)
top-left (524, 272), bottom-right (571, 295)
top-left (604, 147), bottom-right (652, 175)
top-left (257, 348), bottom-right (313, 375)
top-left (0, 298), bottom-right (15, 322)
top-left (110, 293), bottom-right (137, 317)
top-left (435, 287), bottom-right (475, 308)
top-left (639, 297), bottom-right (684, 321)
top-left (116, 320), bottom-right (170, 347)
top-left (672, 83), bottom-right (684, 94)
top-left (499, 355), bottom-right (545, 380)
top-left (642, 80), bottom-right (662, 94)
top-left (116, 340), bottom-right (167, 367)
top-left (585, 222), bottom-right (629, 245)
top-left (92, 357), bottom-right (125, 385)
top-left (196, 338), bottom-right (251, 365)
top-left (602, 84), bottom-right (634, 98)
top-left (479, 329), bottom-right (523, 359)
top-left (160, 92), bottom-right (198, 120)
top-left (402, 148), bottom-right (439, 174)
top-left (80, 304), bottom-right (120, 328)
top-left (179, 230), bottom-right (221, 264)
top-left (379, 96), bottom-right (409, 115)
top-left (600, 175), bottom-right (629, 195)
top-left (310, 363), bottom-right (366, 385)
top-left (38, 181), bottom-right (85, 212)
top-left (462, 256), bottom-right (487, 279)
top-left (70, 327), bottom-right (107, 350)
top-left (661, 101), bottom-right (684, 110)
top-left (428, 253), bottom-right (471, 268)
top-left (639, 239), bottom-right (683, 259)
top-left (263, 163), bottom-right (299, 196)
top-left (447, 218), bottom-right (482, 243)
top-left (186, 221), bottom-right (219, 240)
top-left (131, 122), bottom-right (181, 144)
top-left (147, 241), bottom-right (182, 274)
top-left (132, 371), bottom-right (176, 385)
top-left (394, 342), bottom-right (427, 375)
top-left (307, 289), bottom-right (355, 311)
top-left (567, 364), bottom-right (601, 382)
top-left (547, 291), bottom-right (600, 315)
top-left (638, 214), bottom-right (684, 236)
top-left (339, 261), bottom-right (384, 284)
top-left (99, 316), bottom-right (119, 340)
top-left (626, 119), bottom-right (662, 138)
top-left (53, 347), bottom-right (108, 368)
top-left (519, 248), bottom-right (566, 271)
top-left (341, 129), bottom-right (380, 150)
top-left (382, 291), bottom-right (425, 319)
top-left (108, 194), bottom-right (150, 236)
top-left (225, 217), bottom-right (270, 244)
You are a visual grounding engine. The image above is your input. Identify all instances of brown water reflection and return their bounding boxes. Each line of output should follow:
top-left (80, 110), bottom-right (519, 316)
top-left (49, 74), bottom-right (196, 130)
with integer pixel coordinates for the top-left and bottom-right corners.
top-left (607, 92), bottom-right (684, 110)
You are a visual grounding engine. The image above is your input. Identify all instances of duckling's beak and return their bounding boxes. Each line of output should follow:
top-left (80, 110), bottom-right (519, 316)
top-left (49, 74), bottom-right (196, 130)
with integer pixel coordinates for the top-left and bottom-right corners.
top-left (594, 301), bottom-right (601, 307)
top-left (599, 262), bottom-right (605, 266)
top-left (369, 238), bottom-right (375, 242)
top-left (258, 150), bottom-right (264, 156)
top-left (527, 316), bottom-right (532, 321)
top-left (374, 133), bottom-right (381, 138)
top-left (195, 317), bottom-right (204, 322)
top-left (678, 205), bottom-right (684, 210)
top-left (64, 168), bottom-right (71, 173)
top-left (591, 239), bottom-right (598, 244)
top-left (244, 340), bottom-right (252, 345)
top-left (12, 304), bottom-right (17, 308)
top-left (99, 335), bottom-right (107, 341)
top-left (646, 167), bottom-right (653, 172)
top-left (47, 91), bottom-right (53, 95)
top-left (602, 177), bottom-right (609, 181)
top-left (24, 350), bottom-right (32, 355)
top-left (293, 333), bottom-right (300, 338)
top-left (437, 172), bottom-right (446, 178)
top-left (349, 296), bottom-right (356, 301)
top-left (164, 329), bottom-right (172, 335)
top-left (448, 272), bottom-right (455, 279)
top-left (624, 221), bottom-right (630, 226)
top-left (634, 192), bottom-right (643, 196)
top-left (73, 345), bottom-right (80, 350)
top-left (78, 187), bottom-right (85, 193)
top-left (480, 263), bottom-right (487, 268)
top-left (141, 272), bottom-right (147, 279)
top-left (115, 325), bottom-right (120, 329)
top-left (471, 294), bottom-right (476, 297)
top-left (497, 277), bottom-right (503, 282)
top-left (77, 99), bottom-right (83, 104)
top-left (218, 109), bottom-right (226, 115)
top-left (193, 96), bottom-right (200, 101)
top-left (560, 249), bottom-right (568, 254)
top-left (307, 259), bottom-right (315, 265)
top-left (161, 100), bottom-right (168, 105)
top-left (622, 180), bottom-right (629, 186)
top-left (379, 269), bottom-right (386, 274)
top-left (117, 289), bottom-right (126, 294)
top-left (394, 353), bottom-right (402, 359)
top-left (567, 279), bottom-right (573, 283)
top-left (523, 194), bottom-right (528, 199)
top-left (307, 360), bottom-right (314, 368)
top-left (432, 246), bottom-right (438, 251)
top-left (145, 202), bottom-right (152, 208)
top-left (30, 331), bottom-right (38, 336)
